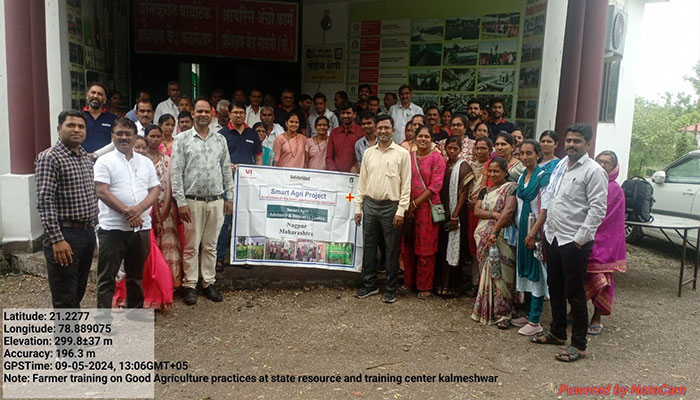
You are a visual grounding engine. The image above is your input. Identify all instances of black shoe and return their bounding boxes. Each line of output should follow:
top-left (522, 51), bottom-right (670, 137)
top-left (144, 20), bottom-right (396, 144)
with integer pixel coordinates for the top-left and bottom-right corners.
top-left (355, 287), bottom-right (379, 299)
top-left (382, 292), bottom-right (396, 304)
top-left (183, 288), bottom-right (198, 305)
top-left (377, 264), bottom-right (386, 274)
top-left (204, 285), bottom-right (223, 302)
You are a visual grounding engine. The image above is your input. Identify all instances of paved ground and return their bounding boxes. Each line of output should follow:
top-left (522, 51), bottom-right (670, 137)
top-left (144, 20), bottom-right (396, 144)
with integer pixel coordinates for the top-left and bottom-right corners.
top-left (1, 236), bottom-right (699, 399)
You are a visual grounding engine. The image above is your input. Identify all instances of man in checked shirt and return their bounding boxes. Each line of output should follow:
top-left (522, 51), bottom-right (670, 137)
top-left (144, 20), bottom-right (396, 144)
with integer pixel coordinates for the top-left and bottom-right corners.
top-left (35, 110), bottom-right (99, 308)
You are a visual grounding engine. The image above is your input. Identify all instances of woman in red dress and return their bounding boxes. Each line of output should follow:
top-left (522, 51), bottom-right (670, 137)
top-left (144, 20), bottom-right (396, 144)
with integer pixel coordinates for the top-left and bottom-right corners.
top-left (400, 126), bottom-right (446, 298)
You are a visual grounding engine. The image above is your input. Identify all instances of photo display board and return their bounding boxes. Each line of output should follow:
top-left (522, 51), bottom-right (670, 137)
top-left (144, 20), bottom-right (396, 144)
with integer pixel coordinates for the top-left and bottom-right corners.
top-left (347, 0), bottom-right (546, 127)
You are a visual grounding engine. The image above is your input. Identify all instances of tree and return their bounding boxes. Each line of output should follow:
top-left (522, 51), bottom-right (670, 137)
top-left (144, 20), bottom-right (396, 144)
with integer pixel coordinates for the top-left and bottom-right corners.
top-left (629, 93), bottom-right (700, 176)
top-left (684, 60), bottom-right (700, 103)
top-left (675, 132), bottom-right (695, 160)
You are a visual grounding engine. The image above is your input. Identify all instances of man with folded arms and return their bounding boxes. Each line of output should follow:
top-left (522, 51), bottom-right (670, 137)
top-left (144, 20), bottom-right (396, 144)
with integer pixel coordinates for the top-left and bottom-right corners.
top-left (171, 98), bottom-right (234, 305)
top-left (94, 118), bottom-right (160, 309)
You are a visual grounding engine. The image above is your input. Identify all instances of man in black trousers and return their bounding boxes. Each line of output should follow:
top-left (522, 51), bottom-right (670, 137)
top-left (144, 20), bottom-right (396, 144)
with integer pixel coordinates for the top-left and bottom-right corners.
top-left (531, 123), bottom-right (608, 362)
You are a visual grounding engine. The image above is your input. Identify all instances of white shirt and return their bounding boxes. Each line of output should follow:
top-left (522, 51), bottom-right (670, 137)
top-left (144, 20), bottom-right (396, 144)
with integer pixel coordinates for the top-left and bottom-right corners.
top-left (94, 151), bottom-right (160, 231)
top-left (154, 98), bottom-right (178, 122)
top-left (209, 120), bottom-right (225, 134)
top-left (246, 105), bottom-right (262, 127)
top-left (94, 125), bottom-right (146, 158)
top-left (135, 121), bottom-right (147, 137)
top-left (262, 124), bottom-right (283, 149)
top-left (541, 154), bottom-right (608, 246)
top-left (389, 103), bottom-right (423, 144)
top-left (307, 109), bottom-right (339, 136)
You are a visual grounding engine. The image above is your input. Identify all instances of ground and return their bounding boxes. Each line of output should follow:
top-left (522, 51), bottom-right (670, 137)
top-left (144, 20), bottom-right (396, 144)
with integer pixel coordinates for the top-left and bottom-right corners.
top-left (1, 238), bottom-right (698, 400)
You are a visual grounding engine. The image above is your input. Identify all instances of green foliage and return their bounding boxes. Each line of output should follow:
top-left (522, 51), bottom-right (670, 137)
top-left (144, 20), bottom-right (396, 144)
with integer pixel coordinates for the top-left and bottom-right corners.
top-left (630, 91), bottom-right (700, 176)
top-left (684, 60), bottom-right (700, 100)
top-left (675, 132), bottom-right (696, 160)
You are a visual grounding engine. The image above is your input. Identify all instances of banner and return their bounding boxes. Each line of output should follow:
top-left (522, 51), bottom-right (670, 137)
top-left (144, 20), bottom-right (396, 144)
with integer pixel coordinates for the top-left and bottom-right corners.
top-left (231, 166), bottom-right (362, 272)
top-left (133, 0), bottom-right (298, 61)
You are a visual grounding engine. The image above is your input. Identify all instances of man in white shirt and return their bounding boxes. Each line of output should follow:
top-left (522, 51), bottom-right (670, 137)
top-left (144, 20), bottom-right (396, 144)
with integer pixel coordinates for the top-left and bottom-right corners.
top-left (135, 100), bottom-right (154, 136)
top-left (533, 123), bottom-right (608, 362)
top-left (307, 92), bottom-right (339, 137)
top-left (93, 118), bottom-right (160, 309)
top-left (260, 106), bottom-right (284, 146)
top-left (209, 100), bottom-right (230, 133)
top-left (93, 100), bottom-right (154, 158)
top-left (246, 89), bottom-right (263, 127)
top-left (154, 81), bottom-right (181, 122)
top-left (388, 85), bottom-right (423, 144)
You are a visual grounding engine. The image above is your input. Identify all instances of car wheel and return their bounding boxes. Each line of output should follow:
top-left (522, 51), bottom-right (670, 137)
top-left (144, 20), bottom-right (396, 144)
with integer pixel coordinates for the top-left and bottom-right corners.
top-left (625, 224), bottom-right (643, 244)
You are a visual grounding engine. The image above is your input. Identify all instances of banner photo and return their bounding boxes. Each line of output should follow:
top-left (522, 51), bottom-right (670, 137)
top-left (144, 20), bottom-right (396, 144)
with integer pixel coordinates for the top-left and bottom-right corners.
top-left (232, 166), bottom-right (362, 272)
top-left (133, 0), bottom-right (298, 61)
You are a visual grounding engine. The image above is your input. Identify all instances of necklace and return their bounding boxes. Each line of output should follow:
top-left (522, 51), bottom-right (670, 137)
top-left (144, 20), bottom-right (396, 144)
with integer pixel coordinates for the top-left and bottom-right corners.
top-left (286, 133), bottom-right (299, 159)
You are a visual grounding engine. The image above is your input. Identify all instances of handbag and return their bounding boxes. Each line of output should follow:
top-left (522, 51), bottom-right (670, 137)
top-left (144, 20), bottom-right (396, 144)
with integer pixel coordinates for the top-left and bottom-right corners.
top-left (413, 152), bottom-right (447, 224)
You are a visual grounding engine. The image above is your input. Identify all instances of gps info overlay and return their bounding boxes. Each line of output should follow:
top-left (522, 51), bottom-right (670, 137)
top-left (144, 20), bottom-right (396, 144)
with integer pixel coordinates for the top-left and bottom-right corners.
top-left (3, 308), bottom-right (155, 398)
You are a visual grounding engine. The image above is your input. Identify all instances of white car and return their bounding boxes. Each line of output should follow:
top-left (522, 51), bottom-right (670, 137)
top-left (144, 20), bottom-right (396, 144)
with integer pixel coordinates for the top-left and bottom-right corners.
top-left (626, 150), bottom-right (700, 244)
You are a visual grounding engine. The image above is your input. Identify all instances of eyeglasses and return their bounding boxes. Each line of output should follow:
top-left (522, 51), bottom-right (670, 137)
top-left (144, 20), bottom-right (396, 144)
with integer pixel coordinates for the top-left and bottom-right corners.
top-left (597, 160), bottom-right (614, 167)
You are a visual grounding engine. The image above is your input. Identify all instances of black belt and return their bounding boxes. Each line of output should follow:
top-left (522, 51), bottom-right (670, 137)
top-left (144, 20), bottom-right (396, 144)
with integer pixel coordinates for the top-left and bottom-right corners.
top-left (185, 194), bottom-right (223, 202)
top-left (59, 220), bottom-right (92, 229)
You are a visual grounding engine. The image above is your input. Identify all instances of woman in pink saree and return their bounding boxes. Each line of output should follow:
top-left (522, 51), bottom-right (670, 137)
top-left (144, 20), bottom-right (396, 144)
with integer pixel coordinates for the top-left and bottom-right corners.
top-left (586, 150), bottom-right (626, 335)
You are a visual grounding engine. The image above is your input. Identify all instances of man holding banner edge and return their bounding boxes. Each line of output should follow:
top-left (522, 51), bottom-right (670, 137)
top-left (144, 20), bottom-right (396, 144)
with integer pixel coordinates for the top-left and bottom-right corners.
top-left (354, 114), bottom-right (411, 304)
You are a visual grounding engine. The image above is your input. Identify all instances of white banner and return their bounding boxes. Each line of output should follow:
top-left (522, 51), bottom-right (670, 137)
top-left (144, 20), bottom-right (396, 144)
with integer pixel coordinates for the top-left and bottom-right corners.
top-left (231, 165), bottom-right (362, 272)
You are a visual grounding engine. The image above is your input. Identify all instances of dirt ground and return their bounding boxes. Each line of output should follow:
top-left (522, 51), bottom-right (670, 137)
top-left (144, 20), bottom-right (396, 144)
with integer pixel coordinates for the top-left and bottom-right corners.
top-left (1, 236), bottom-right (699, 400)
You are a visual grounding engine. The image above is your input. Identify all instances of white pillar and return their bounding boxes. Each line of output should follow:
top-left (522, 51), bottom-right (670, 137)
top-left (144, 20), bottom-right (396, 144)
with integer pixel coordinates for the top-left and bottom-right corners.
top-left (45, 0), bottom-right (71, 144)
top-left (534, 0), bottom-right (569, 136)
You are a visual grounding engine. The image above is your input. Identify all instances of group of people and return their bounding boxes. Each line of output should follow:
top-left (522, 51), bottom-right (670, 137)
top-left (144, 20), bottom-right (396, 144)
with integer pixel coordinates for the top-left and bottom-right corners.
top-left (36, 81), bottom-right (627, 363)
top-left (353, 114), bottom-right (627, 363)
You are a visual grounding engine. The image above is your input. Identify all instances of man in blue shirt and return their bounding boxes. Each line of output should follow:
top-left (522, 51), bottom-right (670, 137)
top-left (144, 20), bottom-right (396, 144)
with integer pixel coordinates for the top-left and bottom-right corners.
top-left (125, 90), bottom-right (150, 122)
top-left (216, 102), bottom-right (263, 271)
top-left (82, 82), bottom-right (116, 155)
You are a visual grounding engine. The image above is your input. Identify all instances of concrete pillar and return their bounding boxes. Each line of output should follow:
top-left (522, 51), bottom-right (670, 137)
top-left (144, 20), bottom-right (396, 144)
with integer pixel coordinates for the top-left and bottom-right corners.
top-left (4, 0), bottom-right (51, 173)
top-left (576, 0), bottom-right (608, 154)
top-left (45, 0), bottom-right (71, 144)
top-left (554, 0), bottom-right (586, 155)
top-left (554, 0), bottom-right (608, 157)
top-left (534, 0), bottom-right (569, 137)
top-left (1, 0), bottom-right (50, 249)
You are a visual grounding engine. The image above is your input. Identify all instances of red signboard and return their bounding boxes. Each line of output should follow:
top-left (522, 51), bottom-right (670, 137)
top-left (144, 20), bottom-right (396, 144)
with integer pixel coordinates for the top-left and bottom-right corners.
top-left (361, 20), bottom-right (381, 36)
top-left (360, 37), bottom-right (381, 52)
top-left (133, 0), bottom-right (298, 61)
top-left (359, 69), bottom-right (379, 83)
top-left (359, 53), bottom-right (380, 68)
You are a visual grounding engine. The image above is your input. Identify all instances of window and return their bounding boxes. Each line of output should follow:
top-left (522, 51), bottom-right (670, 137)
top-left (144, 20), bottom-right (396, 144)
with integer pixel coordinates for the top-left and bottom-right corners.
top-left (599, 57), bottom-right (621, 123)
top-left (666, 156), bottom-right (700, 184)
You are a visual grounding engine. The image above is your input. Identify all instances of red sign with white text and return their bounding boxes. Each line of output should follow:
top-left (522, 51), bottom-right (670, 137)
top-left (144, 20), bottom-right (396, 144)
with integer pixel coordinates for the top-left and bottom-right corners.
top-left (133, 0), bottom-right (298, 61)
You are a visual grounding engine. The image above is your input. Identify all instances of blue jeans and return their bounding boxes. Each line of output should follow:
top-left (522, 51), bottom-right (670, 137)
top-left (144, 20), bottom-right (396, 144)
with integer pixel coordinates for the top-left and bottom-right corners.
top-left (216, 214), bottom-right (233, 263)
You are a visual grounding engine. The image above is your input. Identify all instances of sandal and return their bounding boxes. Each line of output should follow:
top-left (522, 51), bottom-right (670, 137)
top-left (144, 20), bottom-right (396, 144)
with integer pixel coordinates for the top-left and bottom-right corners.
top-left (215, 260), bottom-right (224, 273)
top-left (587, 324), bottom-right (603, 336)
top-left (398, 286), bottom-right (411, 295)
top-left (496, 320), bottom-right (510, 330)
top-left (555, 345), bottom-right (587, 362)
top-left (530, 331), bottom-right (566, 345)
top-left (417, 291), bottom-right (432, 299)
